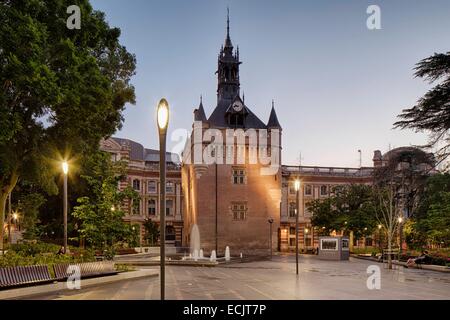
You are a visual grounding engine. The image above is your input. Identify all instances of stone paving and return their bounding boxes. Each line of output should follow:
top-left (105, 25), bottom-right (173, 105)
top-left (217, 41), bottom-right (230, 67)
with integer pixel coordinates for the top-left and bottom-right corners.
top-left (23, 255), bottom-right (450, 300)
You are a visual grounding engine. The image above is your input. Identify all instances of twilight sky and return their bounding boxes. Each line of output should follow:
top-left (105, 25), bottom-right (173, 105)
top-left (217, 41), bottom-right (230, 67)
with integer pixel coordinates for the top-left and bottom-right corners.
top-left (90, 0), bottom-right (450, 167)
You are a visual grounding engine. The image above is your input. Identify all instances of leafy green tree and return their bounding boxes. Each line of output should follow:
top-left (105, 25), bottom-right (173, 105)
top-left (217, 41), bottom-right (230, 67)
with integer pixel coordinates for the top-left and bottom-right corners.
top-left (309, 185), bottom-right (377, 248)
top-left (413, 173), bottom-right (450, 247)
top-left (18, 193), bottom-right (46, 240)
top-left (394, 52), bottom-right (450, 168)
top-left (0, 0), bottom-right (136, 250)
top-left (72, 152), bottom-right (140, 249)
top-left (143, 219), bottom-right (160, 245)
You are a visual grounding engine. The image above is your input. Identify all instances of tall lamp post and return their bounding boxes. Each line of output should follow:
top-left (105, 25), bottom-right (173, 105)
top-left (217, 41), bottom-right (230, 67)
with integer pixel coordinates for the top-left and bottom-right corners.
top-left (62, 161), bottom-right (69, 254)
top-left (268, 218), bottom-right (274, 259)
top-left (157, 98), bottom-right (169, 301)
top-left (377, 224), bottom-right (382, 250)
top-left (294, 179), bottom-right (301, 275)
top-left (304, 227), bottom-right (309, 252)
top-left (398, 217), bottom-right (403, 255)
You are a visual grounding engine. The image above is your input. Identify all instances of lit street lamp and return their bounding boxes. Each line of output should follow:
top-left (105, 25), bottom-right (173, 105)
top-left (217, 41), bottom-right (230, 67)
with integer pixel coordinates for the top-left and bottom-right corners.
top-left (378, 224), bottom-right (382, 249)
top-left (398, 216), bottom-right (404, 255)
top-left (268, 218), bottom-right (274, 259)
top-left (157, 98), bottom-right (169, 301)
top-left (304, 227), bottom-right (309, 252)
top-left (62, 161), bottom-right (69, 254)
top-left (294, 179), bottom-right (301, 275)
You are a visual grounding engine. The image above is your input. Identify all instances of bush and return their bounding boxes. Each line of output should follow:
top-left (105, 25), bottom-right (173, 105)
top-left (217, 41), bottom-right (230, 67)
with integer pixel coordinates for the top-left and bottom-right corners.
top-left (0, 250), bottom-right (95, 268)
top-left (9, 242), bottom-right (61, 256)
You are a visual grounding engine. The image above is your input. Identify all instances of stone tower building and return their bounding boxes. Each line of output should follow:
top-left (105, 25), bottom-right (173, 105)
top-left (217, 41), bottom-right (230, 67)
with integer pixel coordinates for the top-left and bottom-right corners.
top-left (181, 11), bottom-right (282, 255)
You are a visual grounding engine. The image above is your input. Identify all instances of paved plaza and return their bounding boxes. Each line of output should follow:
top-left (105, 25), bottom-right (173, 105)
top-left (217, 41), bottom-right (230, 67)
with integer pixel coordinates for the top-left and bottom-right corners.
top-left (23, 255), bottom-right (450, 300)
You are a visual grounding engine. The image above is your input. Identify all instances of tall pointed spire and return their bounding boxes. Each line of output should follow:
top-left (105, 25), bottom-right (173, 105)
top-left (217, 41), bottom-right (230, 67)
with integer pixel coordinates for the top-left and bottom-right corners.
top-left (224, 7), bottom-right (233, 50)
top-left (267, 100), bottom-right (282, 129)
top-left (227, 7), bottom-right (230, 40)
top-left (194, 94), bottom-right (207, 122)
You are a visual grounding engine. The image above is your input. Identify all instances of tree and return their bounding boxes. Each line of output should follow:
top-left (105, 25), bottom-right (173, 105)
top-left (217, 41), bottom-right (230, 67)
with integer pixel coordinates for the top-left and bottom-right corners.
top-left (373, 185), bottom-right (402, 269)
top-left (309, 184), bottom-right (377, 250)
top-left (72, 152), bottom-right (140, 249)
top-left (373, 147), bottom-right (435, 219)
top-left (0, 0), bottom-right (136, 250)
top-left (143, 219), bottom-right (160, 246)
top-left (18, 193), bottom-right (46, 240)
top-left (413, 173), bottom-right (450, 247)
top-left (394, 52), bottom-right (450, 169)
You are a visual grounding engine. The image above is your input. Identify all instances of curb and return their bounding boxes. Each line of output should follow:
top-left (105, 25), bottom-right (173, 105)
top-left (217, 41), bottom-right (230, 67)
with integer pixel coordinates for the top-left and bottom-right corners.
top-left (351, 254), bottom-right (450, 273)
top-left (0, 269), bottom-right (158, 300)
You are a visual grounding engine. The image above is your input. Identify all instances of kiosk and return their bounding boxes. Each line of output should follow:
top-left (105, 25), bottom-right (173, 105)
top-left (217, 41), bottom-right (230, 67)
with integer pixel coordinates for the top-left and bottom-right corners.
top-left (318, 236), bottom-right (349, 260)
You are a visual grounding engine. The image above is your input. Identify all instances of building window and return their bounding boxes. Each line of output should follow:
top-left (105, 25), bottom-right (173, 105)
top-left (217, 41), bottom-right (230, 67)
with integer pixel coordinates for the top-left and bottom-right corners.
top-left (320, 185), bottom-right (328, 196)
top-left (111, 153), bottom-right (118, 162)
top-left (232, 168), bottom-right (245, 185)
top-left (305, 237), bottom-right (312, 247)
top-left (148, 199), bottom-right (156, 216)
top-left (132, 200), bottom-right (140, 215)
top-left (289, 227), bottom-right (296, 235)
top-left (232, 202), bottom-right (247, 221)
top-left (289, 238), bottom-right (296, 247)
top-left (132, 179), bottom-right (140, 191)
top-left (148, 181), bottom-right (157, 194)
top-left (365, 238), bottom-right (373, 247)
top-left (166, 199), bottom-right (174, 216)
top-left (304, 203), bottom-right (311, 217)
top-left (289, 202), bottom-right (297, 217)
top-left (289, 184), bottom-right (296, 195)
top-left (166, 182), bottom-right (175, 193)
top-left (304, 185), bottom-right (312, 196)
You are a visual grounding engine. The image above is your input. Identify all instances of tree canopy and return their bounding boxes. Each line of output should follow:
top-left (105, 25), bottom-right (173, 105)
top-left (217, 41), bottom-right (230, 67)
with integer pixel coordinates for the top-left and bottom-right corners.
top-left (309, 184), bottom-right (376, 239)
top-left (394, 52), bottom-right (450, 168)
top-left (72, 151), bottom-right (140, 249)
top-left (0, 0), bottom-right (136, 248)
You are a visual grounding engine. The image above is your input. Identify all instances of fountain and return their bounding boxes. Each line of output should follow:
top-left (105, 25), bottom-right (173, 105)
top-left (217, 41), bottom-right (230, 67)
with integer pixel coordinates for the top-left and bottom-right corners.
top-left (199, 249), bottom-right (204, 259)
top-left (190, 224), bottom-right (201, 254)
top-left (210, 250), bottom-right (217, 262)
top-left (225, 246), bottom-right (231, 261)
top-left (193, 249), bottom-right (199, 261)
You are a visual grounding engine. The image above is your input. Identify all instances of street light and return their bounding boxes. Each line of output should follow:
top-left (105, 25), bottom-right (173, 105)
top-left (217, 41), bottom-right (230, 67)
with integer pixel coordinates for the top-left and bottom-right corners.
top-left (398, 216), bottom-right (404, 255)
top-left (378, 224), bottom-right (382, 249)
top-left (294, 179), bottom-right (301, 275)
top-left (62, 161), bottom-right (69, 254)
top-left (268, 218), bottom-right (274, 260)
top-left (157, 98), bottom-right (169, 301)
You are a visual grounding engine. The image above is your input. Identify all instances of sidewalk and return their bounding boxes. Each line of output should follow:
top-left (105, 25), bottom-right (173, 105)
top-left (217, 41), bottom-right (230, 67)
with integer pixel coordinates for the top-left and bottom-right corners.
top-left (0, 269), bottom-right (158, 300)
top-left (351, 254), bottom-right (450, 273)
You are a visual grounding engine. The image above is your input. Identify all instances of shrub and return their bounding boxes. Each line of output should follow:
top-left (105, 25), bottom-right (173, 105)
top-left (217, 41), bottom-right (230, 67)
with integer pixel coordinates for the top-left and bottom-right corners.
top-left (9, 242), bottom-right (61, 256)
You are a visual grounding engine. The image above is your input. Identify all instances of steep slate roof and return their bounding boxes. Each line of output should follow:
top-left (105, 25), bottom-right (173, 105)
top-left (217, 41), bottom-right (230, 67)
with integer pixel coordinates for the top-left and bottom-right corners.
top-left (110, 137), bottom-right (180, 163)
top-left (194, 97), bottom-right (207, 122)
top-left (267, 103), bottom-right (282, 129)
top-left (207, 97), bottom-right (267, 129)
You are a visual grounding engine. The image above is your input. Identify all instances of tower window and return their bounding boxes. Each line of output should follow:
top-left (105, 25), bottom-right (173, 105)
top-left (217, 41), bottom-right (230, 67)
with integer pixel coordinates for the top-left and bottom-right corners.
top-left (229, 114), bottom-right (244, 126)
top-left (232, 168), bottom-right (245, 184)
top-left (232, 202), bottom-right (247, 221)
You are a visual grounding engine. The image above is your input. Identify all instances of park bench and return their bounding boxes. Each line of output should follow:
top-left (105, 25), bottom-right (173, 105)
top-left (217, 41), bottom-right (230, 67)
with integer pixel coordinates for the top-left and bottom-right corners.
top-left (53, 261), bottom-right (117, 281)
top-left (0, 265), bottom-right (53, 290)
top-left (381, 248), bottom-right (401, 268)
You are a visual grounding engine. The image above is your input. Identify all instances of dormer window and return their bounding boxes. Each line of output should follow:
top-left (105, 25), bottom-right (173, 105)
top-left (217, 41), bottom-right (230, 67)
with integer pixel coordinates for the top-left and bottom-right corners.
top-left (229, 113), bottom-right (244, 126)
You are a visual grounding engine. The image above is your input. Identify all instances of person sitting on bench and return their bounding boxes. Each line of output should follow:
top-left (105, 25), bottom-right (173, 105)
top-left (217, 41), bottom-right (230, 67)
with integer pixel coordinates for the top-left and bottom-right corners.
top-left (406, 251), bottom-right (430, 267)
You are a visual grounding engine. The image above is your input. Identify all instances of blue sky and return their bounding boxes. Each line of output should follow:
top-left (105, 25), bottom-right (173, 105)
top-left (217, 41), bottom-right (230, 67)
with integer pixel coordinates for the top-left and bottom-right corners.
top-left (90, 0), bottom-right (450, 167)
